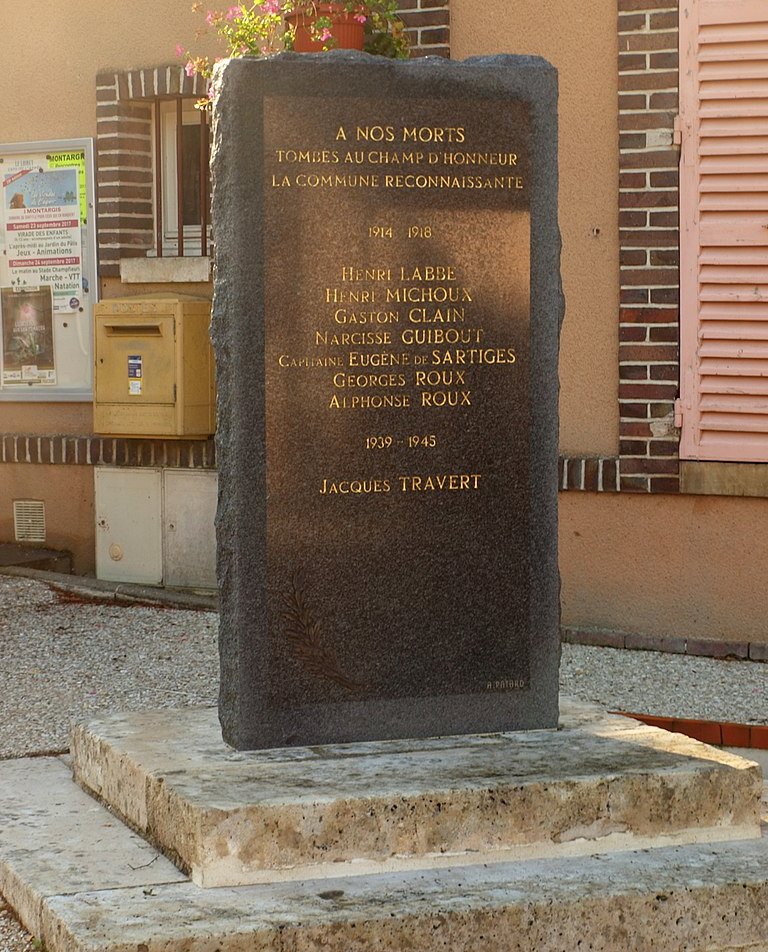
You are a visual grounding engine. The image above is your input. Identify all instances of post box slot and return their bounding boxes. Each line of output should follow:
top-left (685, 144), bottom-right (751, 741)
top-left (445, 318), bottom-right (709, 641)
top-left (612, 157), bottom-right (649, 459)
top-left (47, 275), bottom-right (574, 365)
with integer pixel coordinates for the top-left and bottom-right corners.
top-left (104, 323), bottom-right (164, 337)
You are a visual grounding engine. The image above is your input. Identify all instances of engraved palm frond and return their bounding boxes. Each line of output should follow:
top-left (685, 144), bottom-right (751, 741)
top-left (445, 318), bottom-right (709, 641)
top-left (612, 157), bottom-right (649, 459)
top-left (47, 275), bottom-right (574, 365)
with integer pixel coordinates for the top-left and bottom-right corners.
top-left (281, 574), bottom-right (365, 694)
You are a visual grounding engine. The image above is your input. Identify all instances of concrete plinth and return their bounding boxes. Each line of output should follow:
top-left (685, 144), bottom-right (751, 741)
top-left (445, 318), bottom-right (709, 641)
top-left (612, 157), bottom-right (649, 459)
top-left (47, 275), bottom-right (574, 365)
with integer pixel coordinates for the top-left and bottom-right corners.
top-left (1, 701), bottom-right (767, 952)
top-left (71, 702), bottom-right (762, 887)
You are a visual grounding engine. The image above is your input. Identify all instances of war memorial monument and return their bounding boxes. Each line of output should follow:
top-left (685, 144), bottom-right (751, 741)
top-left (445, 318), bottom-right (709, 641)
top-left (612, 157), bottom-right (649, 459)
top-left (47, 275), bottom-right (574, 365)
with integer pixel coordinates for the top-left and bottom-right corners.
top-left (0, 52), bottom-right (766, 952)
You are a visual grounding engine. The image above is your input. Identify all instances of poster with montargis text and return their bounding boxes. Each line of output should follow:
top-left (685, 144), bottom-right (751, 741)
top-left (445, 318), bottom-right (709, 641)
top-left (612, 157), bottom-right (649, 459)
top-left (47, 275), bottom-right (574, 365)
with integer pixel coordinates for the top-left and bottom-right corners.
top-left (1, 161), bottom-right (83, 314)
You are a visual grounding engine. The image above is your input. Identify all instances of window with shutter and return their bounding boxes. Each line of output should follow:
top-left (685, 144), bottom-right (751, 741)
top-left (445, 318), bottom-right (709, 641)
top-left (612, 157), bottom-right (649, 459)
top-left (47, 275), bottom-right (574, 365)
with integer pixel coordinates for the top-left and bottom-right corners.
top-left (679, 0), bottom-right (768, 461)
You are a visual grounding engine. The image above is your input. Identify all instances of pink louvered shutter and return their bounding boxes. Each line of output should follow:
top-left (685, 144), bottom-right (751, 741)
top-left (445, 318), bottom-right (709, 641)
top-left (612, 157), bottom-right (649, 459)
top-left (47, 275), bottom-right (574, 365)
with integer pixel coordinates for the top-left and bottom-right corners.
top-left (679, 0), bottom-right (768, 461)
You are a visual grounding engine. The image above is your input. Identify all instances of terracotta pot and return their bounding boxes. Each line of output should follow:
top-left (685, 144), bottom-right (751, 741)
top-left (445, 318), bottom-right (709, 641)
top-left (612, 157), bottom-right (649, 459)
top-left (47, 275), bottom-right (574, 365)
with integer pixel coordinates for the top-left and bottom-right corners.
top-left (285, 3), bottom-right (366, 53)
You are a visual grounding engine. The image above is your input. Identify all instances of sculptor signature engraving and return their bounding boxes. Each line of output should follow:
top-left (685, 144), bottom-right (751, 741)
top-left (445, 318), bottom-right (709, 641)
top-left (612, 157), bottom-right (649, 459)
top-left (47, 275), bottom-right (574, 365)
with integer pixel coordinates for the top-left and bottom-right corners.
top-left (281, 575), bottom-right (366, 693)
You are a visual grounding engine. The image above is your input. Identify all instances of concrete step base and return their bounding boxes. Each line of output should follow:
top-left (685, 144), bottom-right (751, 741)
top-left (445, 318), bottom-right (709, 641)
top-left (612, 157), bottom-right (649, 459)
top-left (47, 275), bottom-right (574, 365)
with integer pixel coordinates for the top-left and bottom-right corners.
top-left (71, 701), bottom-right (763, 887)
top-left (1, 757), bottom-right (768, 952)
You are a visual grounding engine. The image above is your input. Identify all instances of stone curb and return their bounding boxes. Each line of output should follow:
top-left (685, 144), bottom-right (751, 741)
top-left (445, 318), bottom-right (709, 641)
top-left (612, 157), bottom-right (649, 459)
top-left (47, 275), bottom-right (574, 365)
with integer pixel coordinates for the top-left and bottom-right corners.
top-left (563, 625), bottom-right (768, 662)
top-left (0, 566), bottom-right (218, 612)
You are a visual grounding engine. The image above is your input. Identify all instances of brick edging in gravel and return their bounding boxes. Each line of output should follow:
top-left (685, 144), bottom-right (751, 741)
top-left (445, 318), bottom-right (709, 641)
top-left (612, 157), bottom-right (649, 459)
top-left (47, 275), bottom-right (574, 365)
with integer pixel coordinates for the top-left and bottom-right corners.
top-left (563, 626), bottom-right (768, 662)
top-left (617, 711), bottom-right (768, 750)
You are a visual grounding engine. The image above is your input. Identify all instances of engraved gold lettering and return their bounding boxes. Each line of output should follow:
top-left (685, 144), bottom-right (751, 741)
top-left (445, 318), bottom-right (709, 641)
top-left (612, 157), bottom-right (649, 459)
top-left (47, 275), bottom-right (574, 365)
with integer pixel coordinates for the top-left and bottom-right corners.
top-left (430, 348), bottom-right (517, 365)
top-left (355, 125), bottom-right (395, 142)
top-left (341, 267), bottom-right (392, 282)
top-left (360, 151), bottom-right (424, 165)
top-left (333, 308), bottom-right (399, 325)
top-left (315, 330), bottom-right (392, 346)
top-left (402, 126), bottom-right (466, 143)
top-left (328, 394), bottom-right (411, 409)
top-left (399, 265), bottom-right (456, 281)
top-left (275, 149), bottom-right (339, 164)
top-left (408, 307), bottom-right (465, 323)
top-left (325, 288), bottom-right (375, 304)
top-left (415, 370), bottom-right (466, 387)
top-left (400, 328), bottom-right (483, 346)
top-left (485, 679), bottom-right (528, 691)
top-left (278, 354), bottom-right (344, 368)
top-left (365, 436), bottom-right (393, 449)
top-left (320, 478), bottom-right (391, 494)
top-left (386, 287), bottom-right (472, 304)
top-left (383, 174), bottom-right (522, 190)
top-left (420, 391), bottom-right (472, 407)
top-left (332, 372), bottom-right (406, 388)
top-left (442, 152), bottom-right (518, 167)
top-left (348, 351), bottom-right (410, 367)
top-left (294, 173), bottom-right (379, 188)
top-left (397, 473), bottom-right (481, 491)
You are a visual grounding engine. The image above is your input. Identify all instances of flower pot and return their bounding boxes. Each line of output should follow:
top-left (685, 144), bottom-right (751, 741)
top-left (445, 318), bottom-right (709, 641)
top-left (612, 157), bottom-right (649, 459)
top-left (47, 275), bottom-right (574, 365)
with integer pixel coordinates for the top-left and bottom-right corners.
top-left (286, 3), bottom-right (366, 52)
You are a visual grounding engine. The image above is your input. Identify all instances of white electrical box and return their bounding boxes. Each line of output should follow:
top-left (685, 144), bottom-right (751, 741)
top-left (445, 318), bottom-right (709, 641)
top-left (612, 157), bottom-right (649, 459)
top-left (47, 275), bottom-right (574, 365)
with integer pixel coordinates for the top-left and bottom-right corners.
top-left (94, 467), bottom-right (217, 589)
top-left (164, 470), bottom-right (217, 589)
top-left (95, 468), bottom-right (162, 584)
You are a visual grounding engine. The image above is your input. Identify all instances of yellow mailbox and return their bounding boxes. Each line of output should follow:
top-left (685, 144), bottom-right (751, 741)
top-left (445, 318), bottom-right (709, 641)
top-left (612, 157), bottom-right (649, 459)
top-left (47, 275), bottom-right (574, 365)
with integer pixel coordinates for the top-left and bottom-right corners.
top-left (94, 294), bottom-right (214, 438)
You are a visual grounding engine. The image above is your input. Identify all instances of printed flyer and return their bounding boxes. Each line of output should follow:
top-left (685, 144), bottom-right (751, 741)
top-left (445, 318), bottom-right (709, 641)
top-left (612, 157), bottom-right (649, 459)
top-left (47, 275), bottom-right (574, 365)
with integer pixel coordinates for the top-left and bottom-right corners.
top-left (1, 158), bottom-right (83, 314)
top-left (0, 286), bottom-right (56, 384)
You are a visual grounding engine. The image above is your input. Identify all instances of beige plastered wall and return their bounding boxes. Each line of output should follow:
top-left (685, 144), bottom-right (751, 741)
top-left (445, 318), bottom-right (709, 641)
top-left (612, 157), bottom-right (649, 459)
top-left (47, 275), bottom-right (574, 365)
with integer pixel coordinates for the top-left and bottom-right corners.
top-left (560, 492), bottom-right (768, 646)
top-left (454, 2), bottom-right (768, 646)
top-left (0, 465), bottom-right (95, 570)
top-left (2, 0), bottom-right (219, 142)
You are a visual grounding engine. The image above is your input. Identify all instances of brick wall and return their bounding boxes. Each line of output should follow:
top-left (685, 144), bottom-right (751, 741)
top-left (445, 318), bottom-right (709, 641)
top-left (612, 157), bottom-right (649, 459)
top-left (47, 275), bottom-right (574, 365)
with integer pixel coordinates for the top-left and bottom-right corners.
top-left (0, 435), bottom-right (216, 469)
top-left (397, 0), bottom-right (450, 57)
top-left (96, 67), bottom-right (208, 279)
top-left (559, 457), bottom-right (621, 493)
top-left (617, 0), bottom-right (680, 493)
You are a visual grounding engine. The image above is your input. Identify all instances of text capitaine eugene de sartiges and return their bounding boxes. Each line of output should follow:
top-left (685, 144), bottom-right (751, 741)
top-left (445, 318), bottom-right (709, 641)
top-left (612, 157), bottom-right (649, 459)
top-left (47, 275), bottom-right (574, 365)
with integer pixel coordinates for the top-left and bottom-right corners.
top-left (269, 124), bottom-right (524, 191)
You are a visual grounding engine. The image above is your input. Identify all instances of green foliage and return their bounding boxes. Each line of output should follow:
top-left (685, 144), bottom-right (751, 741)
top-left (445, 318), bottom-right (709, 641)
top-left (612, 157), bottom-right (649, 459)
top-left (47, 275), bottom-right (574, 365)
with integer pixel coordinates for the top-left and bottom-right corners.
top-left (179, 0), bottom-right (410, 103)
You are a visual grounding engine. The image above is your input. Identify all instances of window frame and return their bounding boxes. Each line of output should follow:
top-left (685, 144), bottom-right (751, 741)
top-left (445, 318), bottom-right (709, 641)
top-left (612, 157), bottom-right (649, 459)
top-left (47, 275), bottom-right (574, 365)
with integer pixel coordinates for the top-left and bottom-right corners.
top-left (152, 97), bottom-right (211, 259)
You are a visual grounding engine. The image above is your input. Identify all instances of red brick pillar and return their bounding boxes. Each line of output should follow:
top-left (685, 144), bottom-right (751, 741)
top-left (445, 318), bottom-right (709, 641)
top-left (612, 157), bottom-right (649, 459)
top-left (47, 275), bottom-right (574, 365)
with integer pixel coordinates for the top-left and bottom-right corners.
top-left (617, 0), bottom-right (681, 492)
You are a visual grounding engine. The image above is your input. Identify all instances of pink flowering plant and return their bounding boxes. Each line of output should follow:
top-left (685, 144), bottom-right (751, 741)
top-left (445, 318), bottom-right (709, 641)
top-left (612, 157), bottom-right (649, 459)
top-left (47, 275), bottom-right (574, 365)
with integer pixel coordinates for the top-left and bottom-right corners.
top-left (295, 0), bottom-right (409, 56)
top-left (180, 0), bottom-right (408, 102)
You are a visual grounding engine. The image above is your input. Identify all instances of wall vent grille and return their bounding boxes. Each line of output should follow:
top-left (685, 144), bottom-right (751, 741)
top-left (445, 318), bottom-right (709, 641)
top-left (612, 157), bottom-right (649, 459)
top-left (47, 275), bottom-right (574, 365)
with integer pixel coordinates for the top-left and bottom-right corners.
top-left (13, 500), bottom-right (46, 543)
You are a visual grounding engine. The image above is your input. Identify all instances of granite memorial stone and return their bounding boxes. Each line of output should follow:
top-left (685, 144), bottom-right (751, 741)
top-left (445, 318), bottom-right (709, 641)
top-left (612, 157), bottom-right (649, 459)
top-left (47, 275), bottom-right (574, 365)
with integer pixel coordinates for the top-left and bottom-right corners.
top-left (211, 52), bottom-right (563, 749)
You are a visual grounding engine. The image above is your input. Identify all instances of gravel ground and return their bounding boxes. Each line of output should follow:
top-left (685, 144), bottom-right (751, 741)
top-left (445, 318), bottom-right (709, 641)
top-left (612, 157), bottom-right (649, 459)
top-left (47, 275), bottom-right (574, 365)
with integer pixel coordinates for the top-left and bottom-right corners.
top-left (560, 642), bottom-right (767, 726)
top-left (0, 574), bottom-right (764, 759)
top-left (0, 573), bottom-right (765, 950)
top-left (0, 906), bottom-right (33, 952)
top-left (0, 576), bottom-right (218, 759)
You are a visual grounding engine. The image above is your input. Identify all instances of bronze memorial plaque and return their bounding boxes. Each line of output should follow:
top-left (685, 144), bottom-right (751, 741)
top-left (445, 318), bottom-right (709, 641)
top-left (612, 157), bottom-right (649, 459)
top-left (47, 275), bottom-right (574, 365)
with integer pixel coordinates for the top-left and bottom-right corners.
top-left (213, 55), bottom-right (562, 748)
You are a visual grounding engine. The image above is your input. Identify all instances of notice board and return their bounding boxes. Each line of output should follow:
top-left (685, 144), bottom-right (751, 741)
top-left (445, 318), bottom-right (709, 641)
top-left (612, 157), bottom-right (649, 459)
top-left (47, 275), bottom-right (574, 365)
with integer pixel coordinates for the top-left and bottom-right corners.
top-left (0, 139), bottom-right (97, 399)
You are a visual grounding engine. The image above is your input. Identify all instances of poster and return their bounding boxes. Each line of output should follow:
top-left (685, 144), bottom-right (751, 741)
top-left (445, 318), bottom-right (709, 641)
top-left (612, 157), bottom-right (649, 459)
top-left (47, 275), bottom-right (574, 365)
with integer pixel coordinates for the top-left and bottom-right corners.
top-left (1, 162), bottom-right (82, 314)
top-left (0, 286), bottom-right (56, 384)
top-left (47, 150), bottom-right (88, 225)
